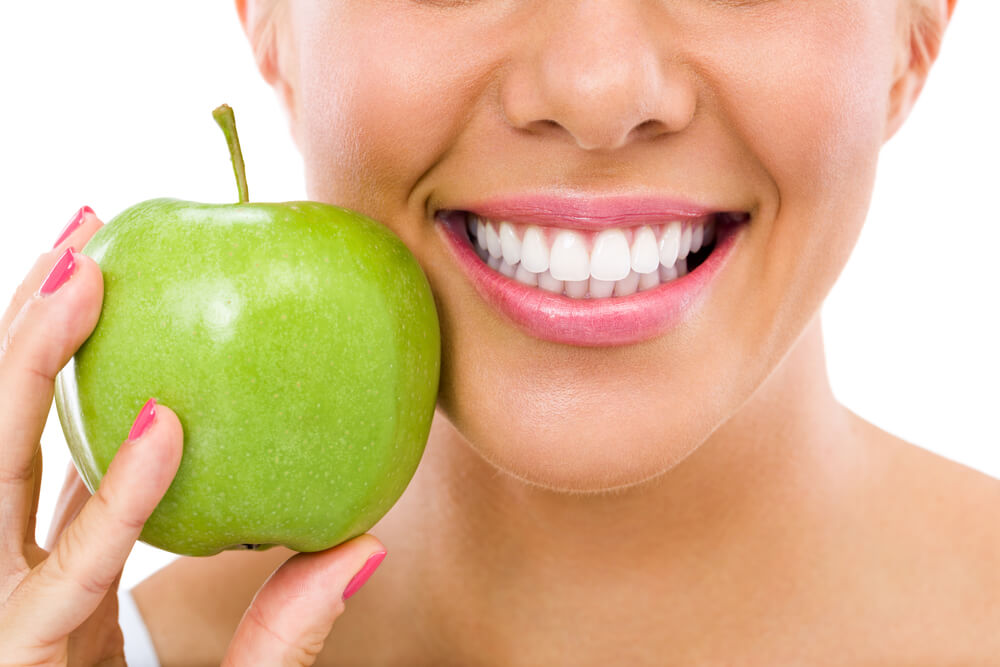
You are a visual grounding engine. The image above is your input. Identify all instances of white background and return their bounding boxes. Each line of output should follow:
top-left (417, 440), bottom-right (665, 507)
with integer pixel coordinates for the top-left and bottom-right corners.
top-left (1, 3), bottom-right (997, 591)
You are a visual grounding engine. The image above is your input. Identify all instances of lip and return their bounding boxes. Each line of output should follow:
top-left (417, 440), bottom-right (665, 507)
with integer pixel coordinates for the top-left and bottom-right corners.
top-left (446, 194), bottom-right (731, 231)
top-left (435, 206), bottom-right (748, 347)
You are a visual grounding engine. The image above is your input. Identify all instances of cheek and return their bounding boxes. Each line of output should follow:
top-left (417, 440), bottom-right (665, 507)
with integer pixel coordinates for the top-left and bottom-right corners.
top-left (713, 6), bottom-right (895, 194)
top-left (722, 14), bottom-right (893, 211)
top-left (702, 7), bottom-right (897, 342)
top-left (292, 8), bottom-right (480, 222)
top-left (740, 8), bottom-right (893, 218)
top-left (741, 39), bottom-right (888, 217)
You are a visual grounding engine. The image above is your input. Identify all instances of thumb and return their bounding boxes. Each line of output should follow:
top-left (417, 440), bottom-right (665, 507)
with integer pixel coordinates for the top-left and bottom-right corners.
top-left (44, 462), bottom-right (90, 551)
top-left (6, 399), bottom-right (183, 650)
top-left (222, 534), bottom-right (387, 667)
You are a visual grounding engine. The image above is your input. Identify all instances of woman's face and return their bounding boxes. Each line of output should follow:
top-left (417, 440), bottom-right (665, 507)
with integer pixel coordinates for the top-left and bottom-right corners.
top-left (275, 0), bottom-right (902, 492)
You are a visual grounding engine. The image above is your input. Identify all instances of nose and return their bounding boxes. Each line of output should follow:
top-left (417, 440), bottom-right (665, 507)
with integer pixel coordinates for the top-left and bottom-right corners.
top-left (500, 2), bottom-right (696, 152)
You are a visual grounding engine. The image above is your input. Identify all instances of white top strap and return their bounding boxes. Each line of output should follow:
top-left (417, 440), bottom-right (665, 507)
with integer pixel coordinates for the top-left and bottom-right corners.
top-left (118, 587), bottom-right (161, 667)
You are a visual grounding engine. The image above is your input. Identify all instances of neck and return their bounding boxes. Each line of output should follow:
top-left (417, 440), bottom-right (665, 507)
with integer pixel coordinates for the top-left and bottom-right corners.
top-left (380, 314), bottom-right (868, 656)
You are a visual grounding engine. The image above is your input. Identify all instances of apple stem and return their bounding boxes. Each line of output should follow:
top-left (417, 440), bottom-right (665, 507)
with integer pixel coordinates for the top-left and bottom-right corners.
top-left (212, 104), bottom-right (250, 204)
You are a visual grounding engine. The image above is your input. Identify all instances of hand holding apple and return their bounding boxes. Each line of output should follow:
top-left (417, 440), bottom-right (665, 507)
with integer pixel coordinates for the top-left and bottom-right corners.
top-left (0, 201), bottom-right (395, 664)
top-left (54, 104), bottom-right (441, 556)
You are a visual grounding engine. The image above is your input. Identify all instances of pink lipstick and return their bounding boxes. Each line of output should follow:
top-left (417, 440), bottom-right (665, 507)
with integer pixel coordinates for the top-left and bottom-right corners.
top-left (435, 195), bottom-right (749, 347)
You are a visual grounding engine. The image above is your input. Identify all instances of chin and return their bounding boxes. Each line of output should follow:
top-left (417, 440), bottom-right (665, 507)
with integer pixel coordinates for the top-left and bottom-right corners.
top-left (435, 388), bottom-right (709, 495)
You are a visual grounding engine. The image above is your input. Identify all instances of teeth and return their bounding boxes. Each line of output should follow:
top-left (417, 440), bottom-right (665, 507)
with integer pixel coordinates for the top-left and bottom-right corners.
top-left (549, 230), bottom-right (590, 282)
top-left (679, 224), bottom-right (692, 259)
top-left (499, 221), bottom-right (521, 266)
top-left (485, 222), bottom-right (502, 258)
top-left (537, 269), bottom-right (564, 293)
top-left (589, 229), bottom-right (631, 281)
top-left (476, 218), bottom-right (488, 250)
top-left (659, 262), bottom-right (678, 283)
top-left (638, 269), bottom-right (660, 292)
top-left (466, 213), bottom-right (724, 299)
top-left (690, 224), bottom-right (704, 254)
top-left (613, 270), bottom-right (641, 297)
top-left (658, 221), bottom-right (681, 267)
top-left (564, 278), bottom-right (589, 298)
top-left (514, 264), bottom-right (539, 287)
top-left (589, 277), bottom-right (616, 298)
top-left (520, 225), bottom-right (549, 273)
top-left (498, 258), bottom-right (517, 278)
top-left (630, 226), bottom-right (659, 274)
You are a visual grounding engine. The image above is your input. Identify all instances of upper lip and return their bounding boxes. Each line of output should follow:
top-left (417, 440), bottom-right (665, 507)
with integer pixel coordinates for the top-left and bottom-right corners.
top-left (435, 194), bottom-right (748, 231)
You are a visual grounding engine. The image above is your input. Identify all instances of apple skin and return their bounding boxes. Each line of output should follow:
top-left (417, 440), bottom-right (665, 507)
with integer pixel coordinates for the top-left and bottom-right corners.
top-left (54, 197), bottom-right (440, 556)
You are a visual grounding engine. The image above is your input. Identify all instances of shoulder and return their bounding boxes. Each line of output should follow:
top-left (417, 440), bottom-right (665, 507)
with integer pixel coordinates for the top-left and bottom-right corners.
top-left (870, 416), bottom-right (1000, 566)
top-left (851, 414), bottom-right (1000, 661)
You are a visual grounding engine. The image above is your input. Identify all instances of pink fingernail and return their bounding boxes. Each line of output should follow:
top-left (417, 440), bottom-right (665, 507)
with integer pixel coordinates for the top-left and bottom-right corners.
top-left (128, 398), bottom-right (157, 441)
top-left (38, 247), bottom-right (78, 296)
top-left (342, 550), bottom-right (387, 600)
top-left (52, 206), bottom-right (94, 249)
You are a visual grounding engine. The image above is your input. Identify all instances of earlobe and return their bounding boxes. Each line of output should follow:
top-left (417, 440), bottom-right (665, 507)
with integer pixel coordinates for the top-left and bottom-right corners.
top-left (884, 0), bottom-right (957, 142)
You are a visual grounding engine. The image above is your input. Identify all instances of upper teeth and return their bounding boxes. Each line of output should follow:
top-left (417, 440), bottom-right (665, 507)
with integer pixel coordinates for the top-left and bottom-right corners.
top-left (470, 215), bottom-right (715, 283)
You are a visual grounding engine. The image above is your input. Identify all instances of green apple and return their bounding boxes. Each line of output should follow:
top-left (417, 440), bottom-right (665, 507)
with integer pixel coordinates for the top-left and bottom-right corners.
top-left (54, 105), bottom-right (440, 556)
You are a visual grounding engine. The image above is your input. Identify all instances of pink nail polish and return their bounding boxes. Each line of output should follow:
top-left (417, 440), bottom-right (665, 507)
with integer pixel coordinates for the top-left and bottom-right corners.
top-left (342, 550), bottom-right (387, 600)
top-left (128, 398), bottom-right (157, 441)
top-left (52, 206), bottom-right (94, 249)
top-left (38, 247), bottom-right (77, 296)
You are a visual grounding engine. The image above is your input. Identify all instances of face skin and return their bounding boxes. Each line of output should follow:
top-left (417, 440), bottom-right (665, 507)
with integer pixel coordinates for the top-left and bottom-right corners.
top-left (242, 0), bottom-right (934, 494)
top-left (223, 0), bottom-right (960, 659)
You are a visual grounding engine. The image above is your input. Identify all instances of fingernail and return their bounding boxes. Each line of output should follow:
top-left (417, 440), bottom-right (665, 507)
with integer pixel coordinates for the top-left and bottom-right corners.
top-left (38, 247), bottom-right (78, 296)
top-left (53, 206), bottom-right (94, 249)
top-left (128, 398), bottom-right (157, 441)
top-left (342, 550), bottom-right (387, 600)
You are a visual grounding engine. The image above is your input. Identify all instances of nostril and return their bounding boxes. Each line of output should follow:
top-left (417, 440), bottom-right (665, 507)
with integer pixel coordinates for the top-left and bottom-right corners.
top-left (632, 119), bottom-right (667, 140)
top-left (526, 119), bottom-right (565, 136)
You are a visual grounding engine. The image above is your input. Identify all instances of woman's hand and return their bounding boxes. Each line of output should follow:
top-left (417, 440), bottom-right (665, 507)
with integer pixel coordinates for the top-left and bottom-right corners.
top-left (0, 208), bottom-right (387, 665)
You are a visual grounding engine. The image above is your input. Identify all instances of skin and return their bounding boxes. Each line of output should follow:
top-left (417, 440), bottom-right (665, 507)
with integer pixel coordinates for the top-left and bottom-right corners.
top-left (2, 0), bottom-right (997, 665)
top-left (137, 0), bottom-right (999, 663)
top-left (0, 211), bottom-right (384, 664)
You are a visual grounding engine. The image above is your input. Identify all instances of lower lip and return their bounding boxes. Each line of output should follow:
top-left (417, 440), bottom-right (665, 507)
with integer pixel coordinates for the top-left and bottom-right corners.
top-left (436, 211), bottom-right (747, 347)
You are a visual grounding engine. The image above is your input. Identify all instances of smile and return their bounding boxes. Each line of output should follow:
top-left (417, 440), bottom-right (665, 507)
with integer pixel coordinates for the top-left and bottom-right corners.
top-left (466, 214), bottom-right (720, 298)
top-left (435, 195), bottom-right (750, 346)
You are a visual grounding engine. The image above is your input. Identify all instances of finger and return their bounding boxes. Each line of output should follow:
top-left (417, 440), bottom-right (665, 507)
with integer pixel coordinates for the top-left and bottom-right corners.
top-left (0, 206), bottom-right (103, 334)
top-left (23, 454), bottom-right (43, 550)
top-left (44, 462), bottom-right (91, 552)
top-left (0, 248), bottom-right (103, 553)
top-left (12, 401), bottom-right (183, 642)
top-left (222, 535), bottom-right (387, 667)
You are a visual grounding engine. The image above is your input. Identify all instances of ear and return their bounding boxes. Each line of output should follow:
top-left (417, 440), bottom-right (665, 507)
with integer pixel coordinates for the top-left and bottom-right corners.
top-left (235, 0), bottom-right (299, 146)
top-left (884, 0), bottom-right (958, 141)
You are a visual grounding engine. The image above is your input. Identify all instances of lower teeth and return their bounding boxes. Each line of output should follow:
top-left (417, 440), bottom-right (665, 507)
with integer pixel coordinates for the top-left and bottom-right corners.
top-left (468, 225), bottom-right (712, 299)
